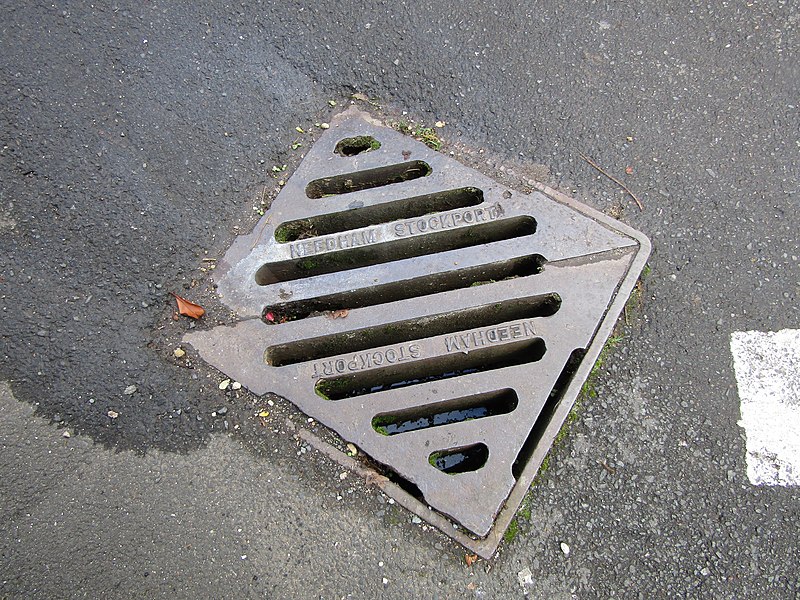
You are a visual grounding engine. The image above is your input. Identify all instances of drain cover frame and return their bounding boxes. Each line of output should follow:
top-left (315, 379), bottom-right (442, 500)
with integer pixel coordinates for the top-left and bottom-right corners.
top-left (187, 108), bottom-right (650, 558)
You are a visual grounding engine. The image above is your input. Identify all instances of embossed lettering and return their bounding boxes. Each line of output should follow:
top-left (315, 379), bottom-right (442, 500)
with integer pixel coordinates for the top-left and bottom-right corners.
top-left (290, 228), bottom-right (381, 257)
top-left (443, 320), bottom-right (538, 353)
top-left (390, 205), bottom-right (504, 238)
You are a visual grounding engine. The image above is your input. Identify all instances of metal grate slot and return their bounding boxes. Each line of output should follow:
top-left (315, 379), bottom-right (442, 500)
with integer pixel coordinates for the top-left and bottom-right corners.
top-left (305, 160), bottom-right (431, 198)
top-left (429, 444), bottom-right (490, 474)
top-left (372, 389), bottom-right (519, 436)
top-left (511, 348), bottom-right (584, 479)
top-left (262, 254), bottom-right (545, 323)
top-left (334, 135), bottom-right (382, 156)
top-left (315, 338), bottom-right (547, 400)
top-left (266, 294), bottom-right (560, 367)
top-left (274, 187), bottom-right (484, 243)
top-left (255, 215), bottom-right (536, 284)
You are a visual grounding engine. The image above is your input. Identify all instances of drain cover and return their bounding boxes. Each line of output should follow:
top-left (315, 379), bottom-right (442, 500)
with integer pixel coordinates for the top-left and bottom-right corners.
top-left (187, 108), bottom-right (650, 556)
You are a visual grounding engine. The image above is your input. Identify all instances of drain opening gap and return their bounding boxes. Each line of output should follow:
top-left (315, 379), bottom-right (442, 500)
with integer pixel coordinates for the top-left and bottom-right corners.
top-left (384, 469), bottom-right (425, 502)
top-left (511, 348), bottom-right (585, 480)
top-left (263, 254), bottom-right (545, 323)
top-left (429, 443), bottom-right (489, 474)
top-left (274, 187), bottom-right (484, 243)
top-left (256, 215), bottom-right (537, 285)
top-left (266, 294), bottom-right (560, 367)
top-left (305, 160), bottom-right (431, 199)
top-left (316, 338), bottom-right (546, 400)
top-left (372, 389), bottom-right (519, 436)
top-left (334, 135), bottom-right (381, 157)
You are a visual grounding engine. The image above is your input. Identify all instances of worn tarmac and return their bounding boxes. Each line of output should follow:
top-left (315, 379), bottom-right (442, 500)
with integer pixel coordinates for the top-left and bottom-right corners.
top-left (1, 2), bottom-right (798, 598)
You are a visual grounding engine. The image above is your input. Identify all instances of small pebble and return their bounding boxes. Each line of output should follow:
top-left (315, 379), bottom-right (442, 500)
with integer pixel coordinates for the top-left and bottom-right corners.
top-left (320, 122), bottom-right (330, 129)
top-left (231, 381), bottom-right (242, 390)
top-left (219, 379), bottom-right (230, 390)
top-left (560, 542), bottom-right (571, 556)
top-left (108, 410), bottom-right (119, 419)
top-left (123, 385), bottom-right (137, 395)
top-left (339, 472), bottom-right (348, 480)
top-left (173, 348), bottom-right (186, 358)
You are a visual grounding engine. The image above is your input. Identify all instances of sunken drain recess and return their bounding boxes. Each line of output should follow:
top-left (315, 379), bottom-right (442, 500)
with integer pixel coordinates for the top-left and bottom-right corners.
top-left (259, 136), bottom-right (568, 479)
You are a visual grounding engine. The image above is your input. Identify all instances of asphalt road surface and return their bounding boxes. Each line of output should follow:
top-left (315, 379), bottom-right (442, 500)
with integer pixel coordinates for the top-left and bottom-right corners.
top-left (1, 1), bottom-right (798, 598)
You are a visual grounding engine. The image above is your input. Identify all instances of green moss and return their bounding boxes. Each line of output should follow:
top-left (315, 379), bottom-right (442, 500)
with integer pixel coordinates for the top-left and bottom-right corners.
top-left (393, 120), bottom-right (412, 135)
top-left (296, 258), bottom-right (318, 271)
top-left (391, 121), bottom-right (443, 151)
top-left (273, 226), bottom-right (292, 244)
top-left (335, 135), bottom-right (382, 156)
top-left (413, 126), bottom-right (442, 151)
top-left (274, 219), bottom-right (317, 243)
top-left (580, 334), bottom-right (623, 400)
top-left (517, 505), bottom-right (531, 521)
top-left (534, 453), bottom-right (551, 483)
top-left (315, 378), bottom-right (353, 400)
top-left (372, 414), bottom-right (392, 436)
top-left (503, 518), bottom-right (519, 544)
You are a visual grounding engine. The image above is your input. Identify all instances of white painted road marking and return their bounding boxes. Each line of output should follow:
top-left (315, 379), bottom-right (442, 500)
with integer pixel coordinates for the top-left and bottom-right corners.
top-left (730, 328), bottom-right (800, 487)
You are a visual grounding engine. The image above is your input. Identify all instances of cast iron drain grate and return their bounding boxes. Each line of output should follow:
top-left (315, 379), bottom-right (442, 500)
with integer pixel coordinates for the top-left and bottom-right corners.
top-left (186, 108), bottom-right (650, 557)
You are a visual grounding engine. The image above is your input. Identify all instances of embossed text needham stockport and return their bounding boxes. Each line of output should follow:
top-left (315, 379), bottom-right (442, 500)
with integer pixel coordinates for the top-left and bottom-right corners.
top-left (444, 320), bottom-right (537, 353)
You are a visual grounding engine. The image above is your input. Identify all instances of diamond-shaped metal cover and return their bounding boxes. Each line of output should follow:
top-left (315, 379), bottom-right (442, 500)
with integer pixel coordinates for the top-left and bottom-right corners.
top-left (187, 108), bottom-right (650, 554)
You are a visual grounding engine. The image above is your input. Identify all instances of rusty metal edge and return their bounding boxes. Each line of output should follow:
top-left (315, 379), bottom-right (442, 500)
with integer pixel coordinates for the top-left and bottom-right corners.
top-left (279, 182), bottom-right (651, 562)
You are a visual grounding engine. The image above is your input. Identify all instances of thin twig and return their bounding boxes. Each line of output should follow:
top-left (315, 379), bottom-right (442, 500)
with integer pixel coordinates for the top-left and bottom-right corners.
top-left (579, 152), bottom-right (644, 211)
top-left (597, 459), bottom-right (617, 475)
top-left (250, 185), bottom-right (272, 248)
top-left (250, 216), bottom-right (271, 248)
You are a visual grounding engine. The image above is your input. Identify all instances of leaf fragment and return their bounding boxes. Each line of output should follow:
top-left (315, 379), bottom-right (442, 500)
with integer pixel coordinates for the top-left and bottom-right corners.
top-left (170, 292), bottom-right (205, 319)
top-left (465, 554), bottom-right (478, 567)
top-left (327, 309), bottom-right (349, 319)
top-left (363, 471), bottom-right (389, 487)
